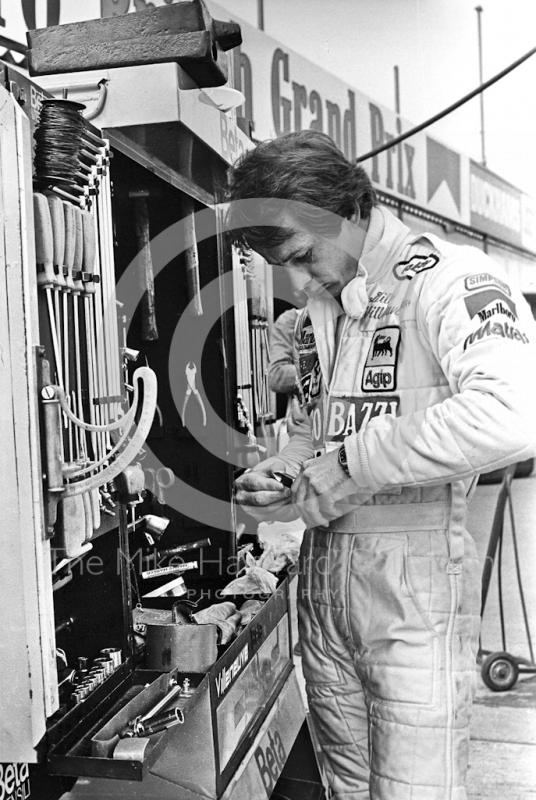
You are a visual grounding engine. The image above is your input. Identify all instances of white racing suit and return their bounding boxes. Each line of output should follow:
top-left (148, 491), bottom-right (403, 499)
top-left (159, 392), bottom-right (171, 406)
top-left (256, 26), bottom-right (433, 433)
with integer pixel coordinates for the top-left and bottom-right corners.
top-left (267, 206), bottom-right (536, 799)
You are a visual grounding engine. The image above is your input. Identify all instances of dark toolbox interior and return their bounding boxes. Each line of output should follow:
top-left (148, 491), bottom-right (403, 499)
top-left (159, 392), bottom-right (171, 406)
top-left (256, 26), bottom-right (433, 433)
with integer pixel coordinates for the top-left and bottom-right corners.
top-left (0, 42), bottom-right (325, 799)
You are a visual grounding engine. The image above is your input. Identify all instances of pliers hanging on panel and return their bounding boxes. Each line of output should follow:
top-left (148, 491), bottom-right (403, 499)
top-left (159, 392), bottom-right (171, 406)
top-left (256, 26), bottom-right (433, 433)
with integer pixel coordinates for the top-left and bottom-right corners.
top-left (180, 361), bottom-right (207, 427)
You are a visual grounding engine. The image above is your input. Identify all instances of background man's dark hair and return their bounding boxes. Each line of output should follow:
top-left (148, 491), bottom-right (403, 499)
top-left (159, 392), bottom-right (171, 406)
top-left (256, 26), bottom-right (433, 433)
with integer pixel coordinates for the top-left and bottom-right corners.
top-left (227, 130), bottom-right (377, 253)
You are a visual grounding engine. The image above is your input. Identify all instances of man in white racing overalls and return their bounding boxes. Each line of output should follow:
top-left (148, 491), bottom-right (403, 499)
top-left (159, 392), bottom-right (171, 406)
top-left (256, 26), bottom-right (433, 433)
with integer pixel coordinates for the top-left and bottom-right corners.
top-left (230, 131), bottom-right (536, 799)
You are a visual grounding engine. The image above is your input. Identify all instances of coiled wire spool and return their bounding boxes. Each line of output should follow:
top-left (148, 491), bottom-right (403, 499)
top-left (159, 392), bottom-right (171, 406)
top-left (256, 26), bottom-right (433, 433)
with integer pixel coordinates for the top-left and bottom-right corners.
top-left (34, 99), bottom-right (86, 186)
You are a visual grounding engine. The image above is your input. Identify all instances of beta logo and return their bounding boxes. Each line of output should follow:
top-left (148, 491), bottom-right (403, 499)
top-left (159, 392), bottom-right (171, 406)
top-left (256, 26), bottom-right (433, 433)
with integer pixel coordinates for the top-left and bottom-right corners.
top-left (394, 253), bottom-right (439, 281)
top-left (362, 326), bottom-right (401, 392)
top-left (254, 729), bottom-right (286, 795)
top-left (0, 763), bottom-right (30, 800)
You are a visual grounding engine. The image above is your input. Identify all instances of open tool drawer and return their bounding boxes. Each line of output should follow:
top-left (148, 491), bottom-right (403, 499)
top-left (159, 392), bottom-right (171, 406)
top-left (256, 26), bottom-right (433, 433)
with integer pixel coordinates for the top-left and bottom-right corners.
top-left (47, 580), bottom-right (294, 797)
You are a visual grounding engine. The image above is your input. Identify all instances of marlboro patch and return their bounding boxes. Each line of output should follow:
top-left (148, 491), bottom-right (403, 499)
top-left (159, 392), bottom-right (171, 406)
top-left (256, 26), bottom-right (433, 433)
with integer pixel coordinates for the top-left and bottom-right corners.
top-left (464, 289), bottom-right (517, 322)
top-left (362, 326), bottom-right (401, 393)
top-left (394, 253), bottom-right (439, 281)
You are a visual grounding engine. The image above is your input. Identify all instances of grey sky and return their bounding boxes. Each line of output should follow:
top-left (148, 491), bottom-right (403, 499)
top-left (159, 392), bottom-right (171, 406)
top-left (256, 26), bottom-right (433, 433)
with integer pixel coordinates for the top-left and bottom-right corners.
top-left (215, 0), bottom-right (536, 199)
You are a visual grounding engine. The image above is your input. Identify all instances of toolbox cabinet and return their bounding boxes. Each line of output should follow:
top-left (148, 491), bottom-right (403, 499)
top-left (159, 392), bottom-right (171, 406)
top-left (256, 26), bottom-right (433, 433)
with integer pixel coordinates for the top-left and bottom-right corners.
top-left (0, 52), bottom-right (312, 800)
top-left (47, 580), bottom-right (301, 799)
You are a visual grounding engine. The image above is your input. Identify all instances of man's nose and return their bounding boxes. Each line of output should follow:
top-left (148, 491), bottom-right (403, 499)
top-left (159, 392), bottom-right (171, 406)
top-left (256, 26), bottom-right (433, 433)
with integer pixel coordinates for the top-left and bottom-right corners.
top-left (288, 268), bottom-right (311, 295)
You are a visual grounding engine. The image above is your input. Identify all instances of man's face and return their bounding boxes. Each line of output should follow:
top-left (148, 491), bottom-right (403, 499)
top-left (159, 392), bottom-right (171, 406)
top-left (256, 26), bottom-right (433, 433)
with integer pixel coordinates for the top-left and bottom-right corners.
top-left (258, 211), bottom-right (367, 300)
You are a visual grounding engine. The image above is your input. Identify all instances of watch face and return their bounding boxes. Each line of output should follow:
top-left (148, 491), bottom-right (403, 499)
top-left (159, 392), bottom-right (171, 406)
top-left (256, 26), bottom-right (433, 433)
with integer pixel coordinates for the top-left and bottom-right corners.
top-left (338, 446), bottom-right (349, 473)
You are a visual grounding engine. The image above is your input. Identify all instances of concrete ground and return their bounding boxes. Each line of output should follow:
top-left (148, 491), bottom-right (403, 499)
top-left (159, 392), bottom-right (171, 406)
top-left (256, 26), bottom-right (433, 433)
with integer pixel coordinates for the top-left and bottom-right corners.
top-left (275, 472), bottom-right (536, 797)
top-left (466, 474), bottom-right (536, 799)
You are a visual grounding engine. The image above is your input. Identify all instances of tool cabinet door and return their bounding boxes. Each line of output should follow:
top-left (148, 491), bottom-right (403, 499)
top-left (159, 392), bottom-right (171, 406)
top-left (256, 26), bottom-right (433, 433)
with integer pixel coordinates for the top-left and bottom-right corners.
top-left (0, 84), bottom-right (58, 762)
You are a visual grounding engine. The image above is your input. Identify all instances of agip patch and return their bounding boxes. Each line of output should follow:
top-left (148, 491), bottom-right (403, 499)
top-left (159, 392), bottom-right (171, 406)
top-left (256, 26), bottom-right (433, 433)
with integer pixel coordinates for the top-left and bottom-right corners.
top-left (362, 326), bottom-right (401, 393)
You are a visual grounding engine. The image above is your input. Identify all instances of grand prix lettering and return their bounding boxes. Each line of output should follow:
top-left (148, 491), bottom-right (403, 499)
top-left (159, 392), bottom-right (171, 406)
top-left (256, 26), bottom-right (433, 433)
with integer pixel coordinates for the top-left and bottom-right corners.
top-left (362, 326), bottom-right (401, 392)
top-left (463, 319), bottom-right (529, 350)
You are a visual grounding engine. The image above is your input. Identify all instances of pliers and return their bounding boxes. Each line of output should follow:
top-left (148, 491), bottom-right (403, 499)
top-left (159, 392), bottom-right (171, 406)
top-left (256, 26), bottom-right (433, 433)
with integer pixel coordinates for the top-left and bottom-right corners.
top-left (180, 362), bottom-right (207, 427)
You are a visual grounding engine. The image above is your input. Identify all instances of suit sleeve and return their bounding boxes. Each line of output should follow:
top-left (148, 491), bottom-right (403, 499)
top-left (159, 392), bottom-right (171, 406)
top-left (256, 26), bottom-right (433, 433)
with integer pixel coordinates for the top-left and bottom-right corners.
top-left (344, 253), bottom-right (536, 493)
top-left (252, 414), bottom-right (315, 476)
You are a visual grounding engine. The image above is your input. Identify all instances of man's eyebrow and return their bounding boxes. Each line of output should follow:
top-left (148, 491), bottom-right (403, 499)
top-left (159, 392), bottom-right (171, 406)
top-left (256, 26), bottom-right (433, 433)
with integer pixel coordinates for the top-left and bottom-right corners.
top-left (278, 245), bottom-right (305, 264)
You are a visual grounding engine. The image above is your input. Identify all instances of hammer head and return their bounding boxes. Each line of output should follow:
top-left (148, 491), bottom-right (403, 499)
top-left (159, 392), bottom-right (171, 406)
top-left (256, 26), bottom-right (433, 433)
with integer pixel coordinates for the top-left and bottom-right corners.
top-left (27, 0), bottom-right (242, 87)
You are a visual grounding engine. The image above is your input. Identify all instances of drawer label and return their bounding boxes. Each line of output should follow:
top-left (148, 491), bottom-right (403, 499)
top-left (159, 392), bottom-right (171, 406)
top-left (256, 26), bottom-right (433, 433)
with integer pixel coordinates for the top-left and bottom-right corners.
top-left (215, 644), bottom-right (250, 699)
top-left (0, 763), bottom-right (30, 800)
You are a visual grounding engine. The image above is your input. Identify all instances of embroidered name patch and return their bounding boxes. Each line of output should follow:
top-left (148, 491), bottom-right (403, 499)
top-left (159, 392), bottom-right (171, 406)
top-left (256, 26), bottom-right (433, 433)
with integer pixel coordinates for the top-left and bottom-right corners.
top-left (324, 395), bottom-right (400, 442)
top-left (464, 289), bottom-right (517, 322)
top-left (362, 326), bottom-right (401, 392)
top-left (394, 253), bottom-right (439, 281)
top-left (464, 273), bottom-right (511, 296)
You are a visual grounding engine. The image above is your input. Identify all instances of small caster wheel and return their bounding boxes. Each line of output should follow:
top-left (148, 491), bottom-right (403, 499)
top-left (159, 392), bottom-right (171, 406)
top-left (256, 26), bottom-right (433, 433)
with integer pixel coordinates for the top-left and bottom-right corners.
top-left (481, 651), bottom-right (519, 691)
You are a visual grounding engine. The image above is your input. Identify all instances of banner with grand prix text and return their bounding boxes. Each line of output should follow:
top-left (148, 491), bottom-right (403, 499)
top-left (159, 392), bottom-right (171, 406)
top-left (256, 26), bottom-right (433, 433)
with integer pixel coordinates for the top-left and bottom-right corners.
top-left (1, 0), bottom-right (535, 252)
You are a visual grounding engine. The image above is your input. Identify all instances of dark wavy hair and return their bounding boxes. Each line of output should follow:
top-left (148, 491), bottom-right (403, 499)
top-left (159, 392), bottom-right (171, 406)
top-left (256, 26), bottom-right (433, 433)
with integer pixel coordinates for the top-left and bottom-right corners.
top-left (227, 130), bottom-right (377, 252)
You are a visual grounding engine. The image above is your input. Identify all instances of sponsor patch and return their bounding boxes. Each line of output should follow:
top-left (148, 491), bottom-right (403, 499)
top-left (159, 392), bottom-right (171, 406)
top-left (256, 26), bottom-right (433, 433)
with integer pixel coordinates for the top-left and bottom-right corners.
top-left (310, 396), bottom-right (400, 454)
top-left (464, 273), bottom-right (511, 296)
top-left (362, 326), bottom-right (401, 392)
top-left (464, 289), bottom-right (517, 322)
top-left (325, 395), bottom-right (400, 443)
top-left (296, 313), bottom-right (322, 406)
top-left (463, 319), bottom-right (529, 351)
top-left (394, 253), bottom-right (439, 281)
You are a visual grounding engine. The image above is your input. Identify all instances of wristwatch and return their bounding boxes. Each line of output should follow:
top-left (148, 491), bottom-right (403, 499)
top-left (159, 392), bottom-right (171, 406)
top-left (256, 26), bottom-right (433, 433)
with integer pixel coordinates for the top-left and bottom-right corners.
top-left (338, 444), bottom-right (351, 476)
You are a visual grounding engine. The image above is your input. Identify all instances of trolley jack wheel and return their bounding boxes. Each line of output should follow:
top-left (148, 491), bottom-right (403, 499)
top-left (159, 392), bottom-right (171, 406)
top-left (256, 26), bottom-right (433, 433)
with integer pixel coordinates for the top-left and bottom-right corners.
top-left (481, 651), bottom-right (519, 692)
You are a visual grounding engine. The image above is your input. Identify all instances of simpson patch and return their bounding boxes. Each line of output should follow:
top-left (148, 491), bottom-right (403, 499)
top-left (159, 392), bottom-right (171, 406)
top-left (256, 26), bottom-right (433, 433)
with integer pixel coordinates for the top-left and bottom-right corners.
top-left (394, 253), bottom-right (439, 281)
top-left (362, 326), bottom-right (401, 392)
top-left (464, 289), bottom-right (517, 322)
top-left (464, 273), bottom-right (511, 296)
